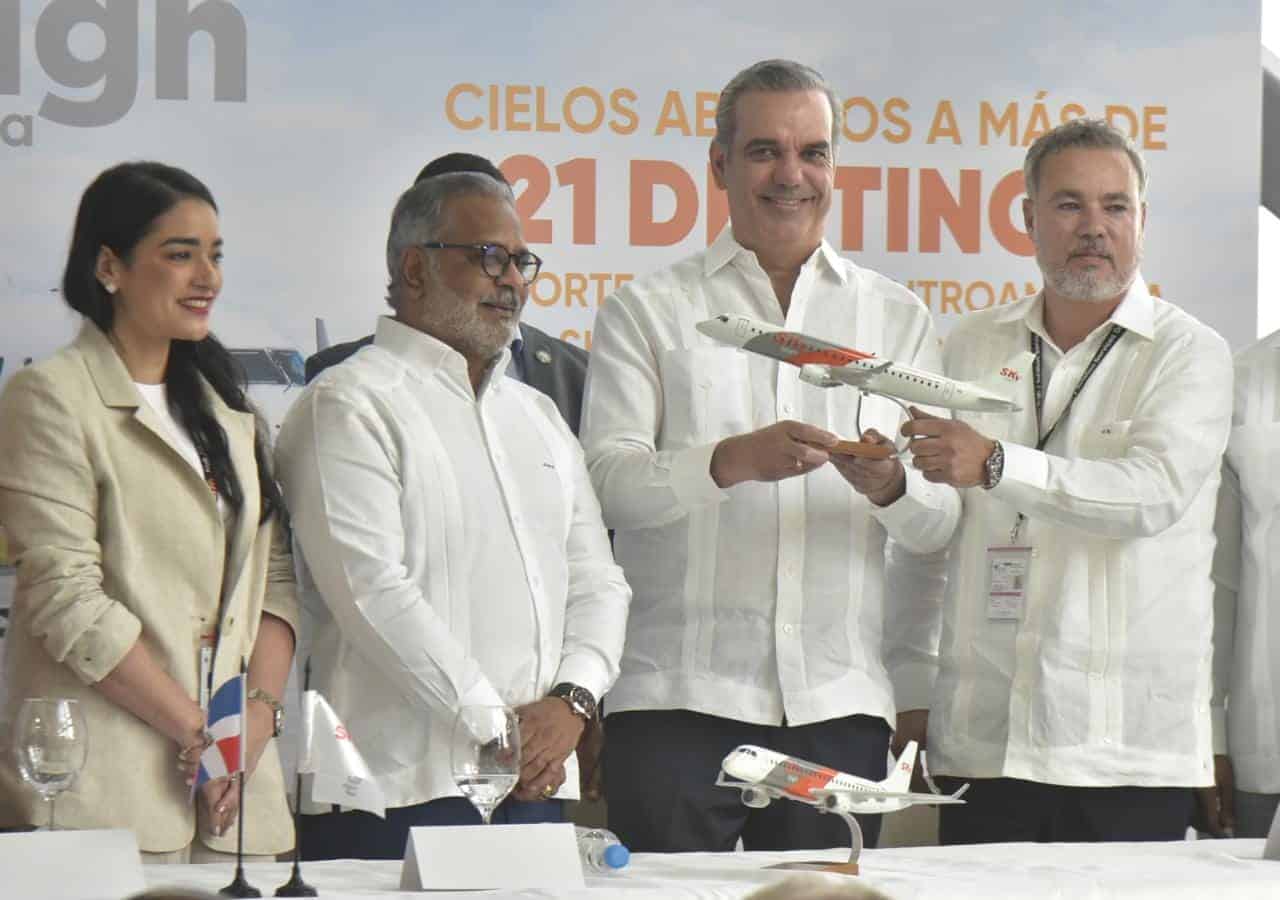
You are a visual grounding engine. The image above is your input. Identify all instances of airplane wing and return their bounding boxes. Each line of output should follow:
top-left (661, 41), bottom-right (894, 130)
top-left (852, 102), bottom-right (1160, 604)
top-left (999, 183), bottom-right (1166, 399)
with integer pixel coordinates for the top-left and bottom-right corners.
top-left (810, 785), bottom-right (967, 806)
top-left (822, 360), bottom-right (894, 391)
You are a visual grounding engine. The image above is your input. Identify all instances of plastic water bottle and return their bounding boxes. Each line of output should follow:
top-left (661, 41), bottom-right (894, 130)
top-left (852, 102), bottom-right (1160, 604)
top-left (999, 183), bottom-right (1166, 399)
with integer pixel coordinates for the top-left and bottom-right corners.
top-left (575, 825), bottom-right (630, 872)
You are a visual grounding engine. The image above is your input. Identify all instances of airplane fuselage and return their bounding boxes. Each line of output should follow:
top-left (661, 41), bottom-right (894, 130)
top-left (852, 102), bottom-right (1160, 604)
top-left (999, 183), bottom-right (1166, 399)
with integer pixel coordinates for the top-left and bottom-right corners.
top-left (721, 745), bottom-right (922, 815)
top-left (696, 314), bottom-right (1022, 413)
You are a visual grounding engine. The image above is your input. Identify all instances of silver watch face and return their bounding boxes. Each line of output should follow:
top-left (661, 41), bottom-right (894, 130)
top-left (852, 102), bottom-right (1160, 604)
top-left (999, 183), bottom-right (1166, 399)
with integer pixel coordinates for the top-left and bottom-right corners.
top-left (554, 683), bottom-right (596, 718)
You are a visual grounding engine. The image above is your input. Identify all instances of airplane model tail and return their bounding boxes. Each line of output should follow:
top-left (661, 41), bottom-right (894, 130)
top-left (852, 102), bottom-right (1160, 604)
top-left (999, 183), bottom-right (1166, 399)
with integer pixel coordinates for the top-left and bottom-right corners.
top-left (974, 351), bottom-right (1035, 405)
top-left (883, 741), bottom-right (918, 793)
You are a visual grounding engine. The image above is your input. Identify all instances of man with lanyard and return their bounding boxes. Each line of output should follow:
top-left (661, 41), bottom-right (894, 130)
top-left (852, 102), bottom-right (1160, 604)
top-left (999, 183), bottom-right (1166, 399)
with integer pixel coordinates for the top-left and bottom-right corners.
top-left (901, 118), bottom-right (1233, 843)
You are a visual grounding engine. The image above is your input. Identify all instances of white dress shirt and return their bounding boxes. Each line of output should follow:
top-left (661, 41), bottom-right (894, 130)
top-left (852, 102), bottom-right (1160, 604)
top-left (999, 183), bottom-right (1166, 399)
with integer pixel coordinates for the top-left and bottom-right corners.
top-left (1212, 329), bottom-right (1280, 794)
top-left (581, 227), bottom-right (959, 729)
top-left (930, 278), bottom-right (1232, 787)
top-left (275, 316), bottom-right (629, 809)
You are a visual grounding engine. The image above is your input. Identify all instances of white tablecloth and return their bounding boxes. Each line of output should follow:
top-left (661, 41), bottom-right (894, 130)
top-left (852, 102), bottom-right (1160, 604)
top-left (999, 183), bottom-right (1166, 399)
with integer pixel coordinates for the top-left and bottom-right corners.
top-left (145, 839), bottom-right (1279, 899)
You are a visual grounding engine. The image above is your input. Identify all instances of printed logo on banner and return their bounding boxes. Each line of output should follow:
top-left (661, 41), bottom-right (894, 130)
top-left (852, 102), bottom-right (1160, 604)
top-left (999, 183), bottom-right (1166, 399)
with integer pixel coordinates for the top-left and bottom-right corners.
top-left (1, 0), bottom-right (248, 146)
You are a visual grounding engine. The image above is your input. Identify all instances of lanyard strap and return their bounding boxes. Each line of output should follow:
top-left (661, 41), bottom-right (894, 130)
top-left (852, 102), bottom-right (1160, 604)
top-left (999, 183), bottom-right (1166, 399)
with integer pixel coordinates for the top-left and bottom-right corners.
top-left (1030, 323), bottom-right (1126, 451)
top-left (1011, 323), bottom-right (1126, 545)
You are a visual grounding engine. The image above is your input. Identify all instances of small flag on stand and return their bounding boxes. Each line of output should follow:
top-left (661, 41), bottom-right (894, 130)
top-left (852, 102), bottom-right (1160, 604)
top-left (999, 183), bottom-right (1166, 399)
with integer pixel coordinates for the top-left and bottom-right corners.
top-left (197, 673), bottom-right (245, 787)
top-left (299, 690), bottom-right (385, 818)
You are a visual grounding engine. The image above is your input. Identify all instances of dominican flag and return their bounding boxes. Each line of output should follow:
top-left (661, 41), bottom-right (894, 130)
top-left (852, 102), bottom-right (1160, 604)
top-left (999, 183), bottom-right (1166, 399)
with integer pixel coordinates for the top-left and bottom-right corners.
top-left (195, 673), bottom-right (245, 787)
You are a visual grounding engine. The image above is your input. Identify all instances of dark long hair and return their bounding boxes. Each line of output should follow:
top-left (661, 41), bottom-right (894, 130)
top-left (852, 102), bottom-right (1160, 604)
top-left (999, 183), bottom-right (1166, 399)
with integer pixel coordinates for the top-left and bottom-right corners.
top-left (62, 161), bottom-right (282, 523)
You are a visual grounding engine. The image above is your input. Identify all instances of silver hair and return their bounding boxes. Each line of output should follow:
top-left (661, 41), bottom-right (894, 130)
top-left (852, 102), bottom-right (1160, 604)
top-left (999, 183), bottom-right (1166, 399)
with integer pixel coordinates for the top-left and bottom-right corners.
top-left (714, 59), bottom-right (842, 151)
top-left (1023, 118), bottom-right (1148, 202)
top-left (384, 172), bottom-right (514, 307)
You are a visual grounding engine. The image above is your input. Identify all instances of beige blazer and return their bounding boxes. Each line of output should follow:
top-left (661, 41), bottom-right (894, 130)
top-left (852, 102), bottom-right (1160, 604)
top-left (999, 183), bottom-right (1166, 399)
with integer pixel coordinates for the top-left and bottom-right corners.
top-left (0, 324), bottom-right (299, 854)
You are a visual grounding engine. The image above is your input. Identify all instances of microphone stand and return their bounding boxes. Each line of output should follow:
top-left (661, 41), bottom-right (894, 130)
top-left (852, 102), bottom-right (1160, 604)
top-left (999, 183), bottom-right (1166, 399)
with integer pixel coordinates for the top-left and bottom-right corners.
top-left (221, 659), bottom-right (261, 897)
top-left (276, 658), bottom-right (318, 896)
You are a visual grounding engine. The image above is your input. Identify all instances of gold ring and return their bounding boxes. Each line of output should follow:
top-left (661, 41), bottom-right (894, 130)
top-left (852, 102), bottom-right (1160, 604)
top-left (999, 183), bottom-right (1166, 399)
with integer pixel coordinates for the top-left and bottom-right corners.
top-left (541, 783), bottom-right (556, 798)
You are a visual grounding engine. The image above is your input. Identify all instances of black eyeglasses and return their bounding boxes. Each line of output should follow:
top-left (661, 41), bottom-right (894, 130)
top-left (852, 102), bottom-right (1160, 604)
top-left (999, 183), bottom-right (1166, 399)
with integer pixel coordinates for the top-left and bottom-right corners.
top-left (419, 242), bottom-right (543, 284)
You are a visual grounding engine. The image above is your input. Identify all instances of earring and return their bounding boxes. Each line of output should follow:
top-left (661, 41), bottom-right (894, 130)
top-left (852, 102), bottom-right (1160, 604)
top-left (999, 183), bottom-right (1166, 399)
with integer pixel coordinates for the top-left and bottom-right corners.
top-left (102, 282), bottom-right (116, 294)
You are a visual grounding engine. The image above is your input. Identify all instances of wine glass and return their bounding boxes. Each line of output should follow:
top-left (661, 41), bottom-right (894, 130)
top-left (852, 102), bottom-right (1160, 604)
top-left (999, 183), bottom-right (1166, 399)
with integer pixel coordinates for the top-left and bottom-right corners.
top-left (450, 705), bottom-right (520, 825)
top-left (14, 697), bottom-right (89, 830)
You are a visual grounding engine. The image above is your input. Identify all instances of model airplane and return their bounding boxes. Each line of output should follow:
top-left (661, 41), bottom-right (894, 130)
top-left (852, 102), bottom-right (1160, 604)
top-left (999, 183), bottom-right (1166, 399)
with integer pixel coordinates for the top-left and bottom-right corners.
top-left (717, 741), bottom-right (967, 816)
top-left (696, 314), bottom-right (1031, 414)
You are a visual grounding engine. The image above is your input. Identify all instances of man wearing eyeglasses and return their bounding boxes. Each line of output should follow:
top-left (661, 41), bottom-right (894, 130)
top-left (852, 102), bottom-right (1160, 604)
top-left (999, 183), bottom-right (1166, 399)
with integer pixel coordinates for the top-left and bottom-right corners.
top-left (275, 172), bottom-right (630, 859)
top-left (304, 153), bottom-right (590, 436)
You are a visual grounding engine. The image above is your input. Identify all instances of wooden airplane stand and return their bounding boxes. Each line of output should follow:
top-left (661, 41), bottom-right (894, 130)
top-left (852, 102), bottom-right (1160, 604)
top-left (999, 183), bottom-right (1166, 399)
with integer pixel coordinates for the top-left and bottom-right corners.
top-left (766, 809), bottom-right (864, 877)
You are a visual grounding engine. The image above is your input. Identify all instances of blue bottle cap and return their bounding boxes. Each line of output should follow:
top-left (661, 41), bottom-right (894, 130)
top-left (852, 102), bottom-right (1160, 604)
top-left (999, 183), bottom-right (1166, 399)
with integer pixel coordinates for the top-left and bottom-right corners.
top-left (603, 844), bottom-right (630, 869)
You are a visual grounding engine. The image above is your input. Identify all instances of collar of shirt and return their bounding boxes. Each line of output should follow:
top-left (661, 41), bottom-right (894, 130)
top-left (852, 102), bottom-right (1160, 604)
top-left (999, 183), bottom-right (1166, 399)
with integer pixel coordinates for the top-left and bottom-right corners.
top-left (997, 275), bottom-right (1157, 352)
top-left (373, 315), bottom-right (512, 400)
top-left (702, 224), bottom-right (850, 288)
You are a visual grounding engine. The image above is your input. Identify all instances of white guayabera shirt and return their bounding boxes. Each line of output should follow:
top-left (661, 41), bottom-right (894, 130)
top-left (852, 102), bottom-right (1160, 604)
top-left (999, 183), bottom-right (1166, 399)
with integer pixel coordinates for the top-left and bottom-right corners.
top-left (930, 279), bottom-right (1232, 787)
top-left (275, 317), bottom-right (630, 810)
top-left (582, 227), bottom-right (960, 729)
top-left (1212, 329), bottom-right (1280, 795)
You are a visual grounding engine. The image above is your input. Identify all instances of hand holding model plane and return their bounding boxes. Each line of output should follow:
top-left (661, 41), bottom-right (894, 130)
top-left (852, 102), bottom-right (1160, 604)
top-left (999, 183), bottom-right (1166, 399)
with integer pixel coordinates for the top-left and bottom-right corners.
top-left (901, 406), bottom-right (998, 488)
top-left (827, 428), bottom-right (905, 506)
top-left (709, 420), bottom-right (838, 488)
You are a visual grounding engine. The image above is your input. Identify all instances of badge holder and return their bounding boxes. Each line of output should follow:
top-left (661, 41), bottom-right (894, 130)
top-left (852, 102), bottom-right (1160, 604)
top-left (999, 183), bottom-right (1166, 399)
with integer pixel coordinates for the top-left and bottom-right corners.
top-left (986, 516), bottom-right (1032, 621)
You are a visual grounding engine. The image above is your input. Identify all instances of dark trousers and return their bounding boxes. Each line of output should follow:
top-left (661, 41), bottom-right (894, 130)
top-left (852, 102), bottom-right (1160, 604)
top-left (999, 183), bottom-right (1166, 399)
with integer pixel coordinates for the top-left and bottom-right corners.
top-left (603, 709), bottom-right (891, 852)
top-left (299, 797), bottom-right (564, 860)
top-left (936, 776), bottom-right (1194, 844)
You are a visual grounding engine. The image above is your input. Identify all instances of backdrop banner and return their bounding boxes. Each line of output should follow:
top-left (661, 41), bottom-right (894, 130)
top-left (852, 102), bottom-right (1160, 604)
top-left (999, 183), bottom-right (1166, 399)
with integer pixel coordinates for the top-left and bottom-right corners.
top-left (0, 1), bottom-right (1262, 432)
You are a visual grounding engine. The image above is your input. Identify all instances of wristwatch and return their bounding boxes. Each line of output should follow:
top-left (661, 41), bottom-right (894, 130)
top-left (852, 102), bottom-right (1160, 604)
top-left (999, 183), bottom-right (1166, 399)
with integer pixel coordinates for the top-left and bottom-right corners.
top-left (248, 687), bottom-right (284, 737)
top-left (982, 440), bottom-right (1005, 490)
top-left (550, 682), bottom-right (597, 721)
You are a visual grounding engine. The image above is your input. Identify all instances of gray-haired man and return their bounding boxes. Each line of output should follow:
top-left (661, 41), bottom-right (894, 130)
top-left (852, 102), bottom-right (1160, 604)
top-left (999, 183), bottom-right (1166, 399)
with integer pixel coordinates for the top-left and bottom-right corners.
top-left (277, 172), bottom-right (630, 858)
top-left (903, 119), bottom-right (1233, 842)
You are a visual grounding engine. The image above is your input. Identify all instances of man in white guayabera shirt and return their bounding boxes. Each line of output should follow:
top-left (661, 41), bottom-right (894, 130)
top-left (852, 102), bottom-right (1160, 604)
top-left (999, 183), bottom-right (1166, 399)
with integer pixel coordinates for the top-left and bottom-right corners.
top-left (902, 118), bottom-right (1233, 843)
top-left (1199, 327), bottom-right (1280, 839)
top-left (582, 58), bottom-right (959, 852)
top-left (275, 172), bottom-right (630, 859)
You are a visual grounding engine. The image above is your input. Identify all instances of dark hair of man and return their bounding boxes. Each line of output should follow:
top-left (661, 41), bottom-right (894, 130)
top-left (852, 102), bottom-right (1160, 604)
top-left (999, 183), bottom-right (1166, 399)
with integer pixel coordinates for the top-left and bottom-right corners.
top-left (61, 161), bottom-right (282, 522)
top-left (414, 152), bottom-right (510, 186)
top-left (714, 58), bottom-right (843, 151)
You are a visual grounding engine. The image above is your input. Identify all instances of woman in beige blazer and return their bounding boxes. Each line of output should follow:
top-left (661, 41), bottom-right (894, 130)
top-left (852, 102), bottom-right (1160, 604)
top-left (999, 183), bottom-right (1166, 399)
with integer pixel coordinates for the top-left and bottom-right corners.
top-left (0, 162), bottom-right (298, 860)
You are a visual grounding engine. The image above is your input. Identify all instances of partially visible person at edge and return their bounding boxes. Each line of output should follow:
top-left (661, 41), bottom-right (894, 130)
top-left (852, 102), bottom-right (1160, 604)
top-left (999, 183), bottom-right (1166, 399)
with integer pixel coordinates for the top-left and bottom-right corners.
top-left (0, 162), bottom-right (298, 862)
top-left (1199, 326), bottom-right (1280, 839)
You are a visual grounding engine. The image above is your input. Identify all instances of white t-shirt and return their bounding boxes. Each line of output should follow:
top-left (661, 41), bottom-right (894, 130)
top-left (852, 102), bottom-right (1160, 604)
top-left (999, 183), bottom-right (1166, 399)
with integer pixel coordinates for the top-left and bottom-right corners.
top-left (134, 381), bottom-right (223, 514)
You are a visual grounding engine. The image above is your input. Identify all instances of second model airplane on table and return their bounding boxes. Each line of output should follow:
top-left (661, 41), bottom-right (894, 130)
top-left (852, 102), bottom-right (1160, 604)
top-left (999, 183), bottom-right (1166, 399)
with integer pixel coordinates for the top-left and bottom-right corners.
top-left (696, 314), bottom-right (1031, 414)
top-left (717, 741), bottom-right (967, 817)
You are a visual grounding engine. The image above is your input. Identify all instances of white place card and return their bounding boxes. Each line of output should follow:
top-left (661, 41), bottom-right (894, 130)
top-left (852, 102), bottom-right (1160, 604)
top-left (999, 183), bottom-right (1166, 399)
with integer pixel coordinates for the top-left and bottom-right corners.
top-left (1265, 801), bottom-right (1280, 860)
top-left (0, 828), bottom-right (145, 899)
top-left (399, 822), bottom-right (585, 891)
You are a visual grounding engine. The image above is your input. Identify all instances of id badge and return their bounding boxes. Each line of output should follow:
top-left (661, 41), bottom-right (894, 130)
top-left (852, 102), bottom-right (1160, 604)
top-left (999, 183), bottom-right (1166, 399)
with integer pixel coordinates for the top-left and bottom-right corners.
top-left (986, 545), bottom-right (1032, 620)
top-left (198, 632), bottom-right (216, 710)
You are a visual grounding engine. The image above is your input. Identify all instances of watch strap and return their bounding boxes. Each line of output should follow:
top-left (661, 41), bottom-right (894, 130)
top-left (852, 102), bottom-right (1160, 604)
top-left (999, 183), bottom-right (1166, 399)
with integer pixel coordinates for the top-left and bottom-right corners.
top-left (550, 682), bottom-right (597, 721)
top-left (982, 440), bottom-right (1005, 490)
top-left (247, 687), bottom-right (284, 737)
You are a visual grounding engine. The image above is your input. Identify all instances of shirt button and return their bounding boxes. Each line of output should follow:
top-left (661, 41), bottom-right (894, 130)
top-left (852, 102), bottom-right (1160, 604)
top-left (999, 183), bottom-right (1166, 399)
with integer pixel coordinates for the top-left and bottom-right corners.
top-left (781, 404), bottom-right (793, 416)
top-left (782, 624), bottom-right (794, 634)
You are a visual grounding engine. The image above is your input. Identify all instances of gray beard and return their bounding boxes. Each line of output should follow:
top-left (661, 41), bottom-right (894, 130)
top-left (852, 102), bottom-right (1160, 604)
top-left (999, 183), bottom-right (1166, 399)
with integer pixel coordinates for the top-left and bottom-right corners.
top-left (1037, 246), bottom-right (1141, 305)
